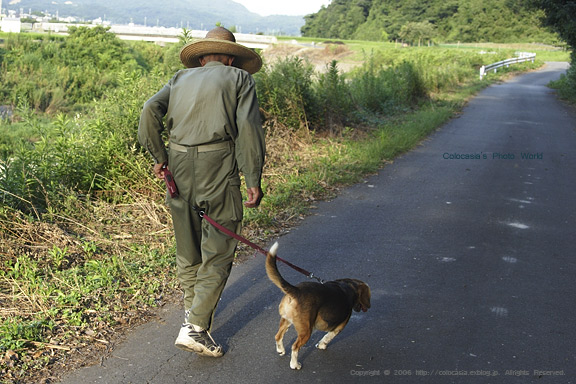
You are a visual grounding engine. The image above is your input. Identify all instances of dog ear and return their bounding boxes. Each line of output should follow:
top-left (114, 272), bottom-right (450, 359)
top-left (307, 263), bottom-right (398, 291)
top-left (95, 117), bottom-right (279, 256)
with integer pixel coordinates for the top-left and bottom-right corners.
top-left (357, 283), bottom-right (371, 312)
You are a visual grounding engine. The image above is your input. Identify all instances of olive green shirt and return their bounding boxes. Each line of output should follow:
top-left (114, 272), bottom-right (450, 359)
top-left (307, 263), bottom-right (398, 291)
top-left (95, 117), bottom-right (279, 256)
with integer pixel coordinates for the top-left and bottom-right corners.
top-left (138, 61), bottom-right (265, 188)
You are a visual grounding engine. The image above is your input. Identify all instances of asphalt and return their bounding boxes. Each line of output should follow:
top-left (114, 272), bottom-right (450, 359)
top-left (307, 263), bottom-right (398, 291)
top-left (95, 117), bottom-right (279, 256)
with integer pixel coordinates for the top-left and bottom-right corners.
top-left (59, 62), bottom-right (576, 384)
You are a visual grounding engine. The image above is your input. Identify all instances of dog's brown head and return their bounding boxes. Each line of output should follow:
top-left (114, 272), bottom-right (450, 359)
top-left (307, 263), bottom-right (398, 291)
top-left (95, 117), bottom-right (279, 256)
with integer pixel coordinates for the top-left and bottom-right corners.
top-left (339, 279), bottom-right (371, 313)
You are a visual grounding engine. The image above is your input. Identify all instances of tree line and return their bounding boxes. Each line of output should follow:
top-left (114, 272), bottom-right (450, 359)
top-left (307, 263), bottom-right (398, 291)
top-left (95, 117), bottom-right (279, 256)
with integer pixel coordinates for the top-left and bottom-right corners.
top-left (301, 0), bottom-right (558, 44)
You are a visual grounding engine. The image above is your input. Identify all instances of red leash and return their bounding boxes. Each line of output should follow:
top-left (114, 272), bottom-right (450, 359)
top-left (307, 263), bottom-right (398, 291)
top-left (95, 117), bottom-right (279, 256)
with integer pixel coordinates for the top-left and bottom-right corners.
top-left (199, 210), bottom-right (324, 283)
top-left (161, 169), bottom-right (323, 283)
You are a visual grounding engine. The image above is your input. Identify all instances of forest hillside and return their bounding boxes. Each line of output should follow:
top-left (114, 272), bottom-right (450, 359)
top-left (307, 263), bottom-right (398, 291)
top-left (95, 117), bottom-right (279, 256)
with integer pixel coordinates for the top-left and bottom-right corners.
top-left (301, 0), bottom-right (558, 44)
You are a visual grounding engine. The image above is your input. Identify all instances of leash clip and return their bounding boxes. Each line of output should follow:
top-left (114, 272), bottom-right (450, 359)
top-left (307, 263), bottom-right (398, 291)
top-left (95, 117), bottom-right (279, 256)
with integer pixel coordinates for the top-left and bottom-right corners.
top-left (308, 273), bottom-right (325, 284)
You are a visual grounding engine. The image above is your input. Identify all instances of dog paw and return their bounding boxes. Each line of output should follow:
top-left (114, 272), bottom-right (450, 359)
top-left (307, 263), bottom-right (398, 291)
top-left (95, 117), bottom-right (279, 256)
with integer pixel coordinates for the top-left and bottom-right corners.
top-left (315, 342), bottom-right (327, 350)
top-left (290, 361), bottom-right (302, 370)
top-left (276, 344), bottom-right (285, 356)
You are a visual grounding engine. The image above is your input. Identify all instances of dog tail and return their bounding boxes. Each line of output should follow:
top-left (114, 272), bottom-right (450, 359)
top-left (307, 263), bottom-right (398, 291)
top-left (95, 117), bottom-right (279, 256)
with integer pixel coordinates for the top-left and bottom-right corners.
top-left (266, 242), bottom-right (298, 296)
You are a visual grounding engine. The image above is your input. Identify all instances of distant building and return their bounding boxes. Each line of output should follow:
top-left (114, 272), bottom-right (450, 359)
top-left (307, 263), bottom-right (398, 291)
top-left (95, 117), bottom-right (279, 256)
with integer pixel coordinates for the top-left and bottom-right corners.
top-left (1, 17), bottom-right (21, 33)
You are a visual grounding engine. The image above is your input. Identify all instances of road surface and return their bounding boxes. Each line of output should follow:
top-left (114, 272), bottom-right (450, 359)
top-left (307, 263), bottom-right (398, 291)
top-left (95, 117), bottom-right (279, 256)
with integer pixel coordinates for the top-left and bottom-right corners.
top-left (60, 62), bottom-right (576, 383)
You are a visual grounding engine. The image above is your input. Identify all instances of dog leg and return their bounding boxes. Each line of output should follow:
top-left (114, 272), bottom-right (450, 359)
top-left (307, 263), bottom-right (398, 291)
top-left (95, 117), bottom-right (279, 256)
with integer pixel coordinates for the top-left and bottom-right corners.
top-left (275, 318), bottom-right (291, 356)
top-left (316, 330), bottom-right (340, 350)
top-left (290, 348), bottom-right (301, 370)
top-left (290, 329), bottom-right (311, 370)
top-left (316, 321), bottom-right (348, 350)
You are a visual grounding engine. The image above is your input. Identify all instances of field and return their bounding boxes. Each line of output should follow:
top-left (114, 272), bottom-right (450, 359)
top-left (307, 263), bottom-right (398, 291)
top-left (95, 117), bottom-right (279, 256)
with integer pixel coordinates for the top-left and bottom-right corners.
top-left (0, 29), bottom-right (570, 383)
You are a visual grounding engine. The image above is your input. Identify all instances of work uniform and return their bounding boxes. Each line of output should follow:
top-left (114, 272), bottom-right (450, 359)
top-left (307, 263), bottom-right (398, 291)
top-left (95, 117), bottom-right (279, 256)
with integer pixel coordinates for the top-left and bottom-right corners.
top-left (138, 61), bottom-right (265, 330)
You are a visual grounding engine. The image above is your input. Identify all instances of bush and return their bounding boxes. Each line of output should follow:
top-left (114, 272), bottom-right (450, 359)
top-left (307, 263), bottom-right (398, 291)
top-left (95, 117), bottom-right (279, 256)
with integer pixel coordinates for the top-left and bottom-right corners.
top-left (255, 57), bottom-right (316, 134)
top-left (348, 55), bottom-right (428, 115)
top-left (0, 27), bottom-right (143, 113)
top-left (1, 112), bottom-right (108, 211)
top-left (0, 69), bottom-right (167, 213)
top-left (548, 53), bottom-right (576, 103)
top-left (313, 60), bottom-right (354, 133)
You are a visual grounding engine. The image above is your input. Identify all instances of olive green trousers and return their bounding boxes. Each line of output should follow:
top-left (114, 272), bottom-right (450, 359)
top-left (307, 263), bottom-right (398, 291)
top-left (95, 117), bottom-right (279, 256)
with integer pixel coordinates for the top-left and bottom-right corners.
top-left (167, 141), bottom-right (242, 331)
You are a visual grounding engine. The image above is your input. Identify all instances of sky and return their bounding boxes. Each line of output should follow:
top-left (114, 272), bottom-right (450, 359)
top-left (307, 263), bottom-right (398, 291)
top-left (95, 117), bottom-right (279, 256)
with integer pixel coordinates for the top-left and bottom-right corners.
top-left (233, 0), bottom-right (331, 16)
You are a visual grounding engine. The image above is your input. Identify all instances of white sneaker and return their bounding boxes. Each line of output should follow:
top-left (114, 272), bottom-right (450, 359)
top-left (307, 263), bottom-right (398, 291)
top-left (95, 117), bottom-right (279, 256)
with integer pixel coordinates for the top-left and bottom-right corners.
top-left (174, 324), bottom-right (223, 357)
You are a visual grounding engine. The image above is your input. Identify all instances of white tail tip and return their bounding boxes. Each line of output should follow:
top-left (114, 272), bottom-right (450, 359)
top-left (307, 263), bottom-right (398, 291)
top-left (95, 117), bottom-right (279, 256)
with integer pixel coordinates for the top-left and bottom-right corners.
top-left (269, 242), bottom-right (279, 256)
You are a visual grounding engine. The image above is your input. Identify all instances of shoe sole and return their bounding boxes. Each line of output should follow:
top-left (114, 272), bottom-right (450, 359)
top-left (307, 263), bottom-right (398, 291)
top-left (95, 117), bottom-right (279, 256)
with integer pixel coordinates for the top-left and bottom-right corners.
top-left (175, 340), bottom-right (223, 358)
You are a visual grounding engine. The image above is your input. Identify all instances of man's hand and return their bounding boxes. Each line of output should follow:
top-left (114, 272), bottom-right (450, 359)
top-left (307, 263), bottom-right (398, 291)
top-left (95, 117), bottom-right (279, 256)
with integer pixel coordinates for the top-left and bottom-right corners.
top-left (153, 163), bottom-right (166, 179)
top-left (244, 186), bottom-right (263, 208)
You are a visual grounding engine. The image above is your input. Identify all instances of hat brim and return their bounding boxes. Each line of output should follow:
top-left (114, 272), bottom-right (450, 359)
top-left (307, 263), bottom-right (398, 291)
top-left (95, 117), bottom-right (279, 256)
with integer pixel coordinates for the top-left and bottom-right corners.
top-left (180, 39), bottom-right (262, 74)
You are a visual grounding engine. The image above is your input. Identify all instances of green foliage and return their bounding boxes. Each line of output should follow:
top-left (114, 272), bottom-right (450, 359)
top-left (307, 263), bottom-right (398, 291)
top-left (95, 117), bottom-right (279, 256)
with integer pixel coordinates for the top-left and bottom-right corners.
top-left (0, 244), bottom-right (175, 352)
top-left (399, 21), bottom-right (436, 46)
top-left (534, 0), bottom-right (576, 48)
top-left (349, 57), bottom-right (428, 114)
top-left (302, 0), bottom-right (558, 44)
top-left (314, 61), bottom-right (355, 132)
top-left (0, 68), bottom-right (166, 213)
top-left (1, 111), bottom-right (100, 209)
top-left (0, 318), bottom-right (55, 352)
top-left (0, 29), bottom-right (173, 214)
top-left (179, 28), bottom-right (194, 44)
top-left (302, 0), bottom-right (371, 40)
top-left (255, 46), bottom-right (496, 136)
top-left (532, 0), bottom-right (576, 102)
top-left (548, 60), bottom-right (576, 103)
top-left (0, 26), bottom-right (145, 113)
top-left (255, 57), bottom-right (316, 133)
top-left (353, 19), bottom-right (389, 42)
top-left (255, 51), bottom-right (432, 134)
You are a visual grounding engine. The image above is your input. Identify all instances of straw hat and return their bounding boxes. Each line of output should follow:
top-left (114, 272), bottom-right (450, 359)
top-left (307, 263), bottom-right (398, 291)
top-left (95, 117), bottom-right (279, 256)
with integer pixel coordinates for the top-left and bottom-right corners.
top-left (179, 27), bottom-right (262, 74)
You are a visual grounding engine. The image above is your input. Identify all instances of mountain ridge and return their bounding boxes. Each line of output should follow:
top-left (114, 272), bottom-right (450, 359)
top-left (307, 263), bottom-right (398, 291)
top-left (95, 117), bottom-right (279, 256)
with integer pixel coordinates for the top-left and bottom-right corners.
top-left (3, 0), bottom-right (305, 35)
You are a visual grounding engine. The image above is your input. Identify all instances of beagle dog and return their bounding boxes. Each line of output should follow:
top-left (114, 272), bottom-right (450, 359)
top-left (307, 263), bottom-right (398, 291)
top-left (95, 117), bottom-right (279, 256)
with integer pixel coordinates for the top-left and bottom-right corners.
top-left (266, 242), bottom-right (371, 369)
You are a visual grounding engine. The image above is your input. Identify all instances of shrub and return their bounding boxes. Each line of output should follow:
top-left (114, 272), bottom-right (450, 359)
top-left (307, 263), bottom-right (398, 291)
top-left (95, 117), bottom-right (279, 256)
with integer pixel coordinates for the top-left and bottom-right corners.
top-left (548, 53), bottom-right (576, 103)
top-left (0, 27), bottom-right (142, 113)
top-left (313, 60), bottom-right (354, 133)
top-left (255, 57), bottom-right (316, 134)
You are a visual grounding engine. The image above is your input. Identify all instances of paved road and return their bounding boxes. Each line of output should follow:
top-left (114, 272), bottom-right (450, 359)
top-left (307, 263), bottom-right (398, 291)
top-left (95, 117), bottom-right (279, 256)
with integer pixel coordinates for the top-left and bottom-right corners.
top-left (60, 62), bottom-right (575, 383)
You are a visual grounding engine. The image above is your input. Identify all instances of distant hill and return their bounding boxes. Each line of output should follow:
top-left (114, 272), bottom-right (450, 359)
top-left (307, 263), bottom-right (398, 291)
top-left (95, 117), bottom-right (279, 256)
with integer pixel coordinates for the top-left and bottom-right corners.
top-left (3, 0), bottom-right (305, 35)
top-left (301, 0), bottom-right (558, 44)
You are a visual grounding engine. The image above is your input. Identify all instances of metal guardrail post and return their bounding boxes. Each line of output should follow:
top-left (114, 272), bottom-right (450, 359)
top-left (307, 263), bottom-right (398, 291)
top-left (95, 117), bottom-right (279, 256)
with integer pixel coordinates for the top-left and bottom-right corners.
top-left (479, 53), bottom-right (536, 80)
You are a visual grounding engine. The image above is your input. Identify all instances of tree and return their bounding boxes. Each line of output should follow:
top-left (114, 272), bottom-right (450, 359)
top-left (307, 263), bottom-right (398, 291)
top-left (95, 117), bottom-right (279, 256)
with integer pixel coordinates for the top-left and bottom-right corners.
top-left (354, 21), bottom-right (389, 42)
top-left (532, 0), bottom-right (576, 96)
top-left (399, 21), bottom-right (436, 46)
top-left (302, 0), bottom-right (371, 39)
top-left (534, 0), bottom-right (576, 48)
top-left (301, 0), bottom-right (556, 43)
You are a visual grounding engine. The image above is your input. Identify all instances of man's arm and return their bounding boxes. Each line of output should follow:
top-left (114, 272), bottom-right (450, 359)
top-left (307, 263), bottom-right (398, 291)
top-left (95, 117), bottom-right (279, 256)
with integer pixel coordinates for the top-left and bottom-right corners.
top-left (138, 83), bottom-right (171, 166)
top-left (234, 74), bottom-right (266, 208)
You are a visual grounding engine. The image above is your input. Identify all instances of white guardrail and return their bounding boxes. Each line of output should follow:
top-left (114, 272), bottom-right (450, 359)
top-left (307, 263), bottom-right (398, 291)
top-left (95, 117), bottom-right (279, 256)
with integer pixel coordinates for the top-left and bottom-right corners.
top-left (479, 52), bottom-right (536, 79)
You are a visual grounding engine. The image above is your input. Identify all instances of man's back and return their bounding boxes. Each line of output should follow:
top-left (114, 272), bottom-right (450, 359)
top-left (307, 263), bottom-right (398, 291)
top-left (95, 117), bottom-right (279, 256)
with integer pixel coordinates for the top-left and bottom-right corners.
top-left (166, 61), bottom-right (254, 147)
